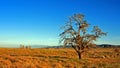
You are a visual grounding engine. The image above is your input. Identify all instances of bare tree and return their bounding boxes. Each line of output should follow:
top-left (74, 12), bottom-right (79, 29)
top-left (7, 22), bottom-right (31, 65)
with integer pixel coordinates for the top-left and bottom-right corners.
top-left (26, 45), bottom-right (31, 49)
top-left (20, 44), bottom-right (24, 48)
top-left (59, 14), bottom-right (107, 59)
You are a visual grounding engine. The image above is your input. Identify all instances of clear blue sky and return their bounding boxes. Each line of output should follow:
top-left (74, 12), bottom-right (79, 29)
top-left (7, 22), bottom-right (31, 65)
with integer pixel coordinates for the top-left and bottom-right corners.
top-left (0, 0), bottom-right (120, 47)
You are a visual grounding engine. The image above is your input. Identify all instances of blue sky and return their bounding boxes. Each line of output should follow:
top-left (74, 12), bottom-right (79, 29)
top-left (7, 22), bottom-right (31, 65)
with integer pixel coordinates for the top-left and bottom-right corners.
top-left (0, 0), bottom-right (120, 47)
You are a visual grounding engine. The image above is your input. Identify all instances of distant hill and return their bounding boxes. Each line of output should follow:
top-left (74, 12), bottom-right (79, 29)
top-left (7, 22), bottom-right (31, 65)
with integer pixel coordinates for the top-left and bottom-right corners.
top-left (31, 45), bottom-right (49, 48)
top-left (31, 44), bottom-right (120, 48)
top-left (97, 44), bottom-right (120, 48)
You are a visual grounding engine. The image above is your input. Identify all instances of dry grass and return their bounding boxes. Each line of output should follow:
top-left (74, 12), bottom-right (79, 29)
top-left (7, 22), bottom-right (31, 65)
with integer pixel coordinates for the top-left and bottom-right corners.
top-left (0, 47), bottom-right (120, 68)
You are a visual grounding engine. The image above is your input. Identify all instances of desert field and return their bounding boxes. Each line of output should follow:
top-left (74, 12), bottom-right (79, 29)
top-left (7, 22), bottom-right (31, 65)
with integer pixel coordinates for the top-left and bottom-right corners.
top-left (0, 47), bottom-right (120, 68)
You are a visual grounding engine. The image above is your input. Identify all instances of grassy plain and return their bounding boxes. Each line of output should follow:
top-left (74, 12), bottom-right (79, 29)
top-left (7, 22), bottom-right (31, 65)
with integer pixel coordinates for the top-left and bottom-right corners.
top-left (0, 47), bottom-right (120, 68)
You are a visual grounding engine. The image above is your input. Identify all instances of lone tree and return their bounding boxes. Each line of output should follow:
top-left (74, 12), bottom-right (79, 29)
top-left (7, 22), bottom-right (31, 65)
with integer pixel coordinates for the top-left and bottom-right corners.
top-left (59, 14), bottom-right (107, 59)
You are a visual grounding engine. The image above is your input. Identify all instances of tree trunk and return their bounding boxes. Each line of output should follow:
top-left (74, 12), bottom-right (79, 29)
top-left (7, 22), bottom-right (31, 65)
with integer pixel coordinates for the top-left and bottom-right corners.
top-left (77, 51), bottom-right (82, 59)
top-left (71, 45), bottom-right (82, 59)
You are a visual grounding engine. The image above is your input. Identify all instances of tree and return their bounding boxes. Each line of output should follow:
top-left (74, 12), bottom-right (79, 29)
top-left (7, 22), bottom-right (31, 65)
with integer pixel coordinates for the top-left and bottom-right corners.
top-left (20, 44), bottom-right (24, 48)
top-left (59, 14), bottom-right (107, 59)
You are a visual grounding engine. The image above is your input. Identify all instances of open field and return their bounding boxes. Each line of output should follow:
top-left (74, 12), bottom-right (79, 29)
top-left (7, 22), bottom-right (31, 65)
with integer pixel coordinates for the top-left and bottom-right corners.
top-left (0, 47), bottom-right (120, 68)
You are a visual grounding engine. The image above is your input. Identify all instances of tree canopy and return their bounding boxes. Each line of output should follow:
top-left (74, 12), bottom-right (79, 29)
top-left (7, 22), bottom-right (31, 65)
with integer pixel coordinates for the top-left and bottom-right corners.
top-left (59, 14), bottom-right (107, 59)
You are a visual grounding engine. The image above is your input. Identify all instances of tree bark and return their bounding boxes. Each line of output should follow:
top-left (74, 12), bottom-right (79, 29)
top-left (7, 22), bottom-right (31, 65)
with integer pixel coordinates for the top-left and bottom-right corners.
top-left (77, 51), bottom-right (82, 59)
top-left (71, 45), bottom-right (82, 59)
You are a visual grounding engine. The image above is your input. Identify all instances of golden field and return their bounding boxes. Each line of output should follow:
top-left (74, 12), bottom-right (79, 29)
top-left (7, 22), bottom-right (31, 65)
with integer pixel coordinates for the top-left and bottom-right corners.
top-left (0, 47), bottom-right (120, 68)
